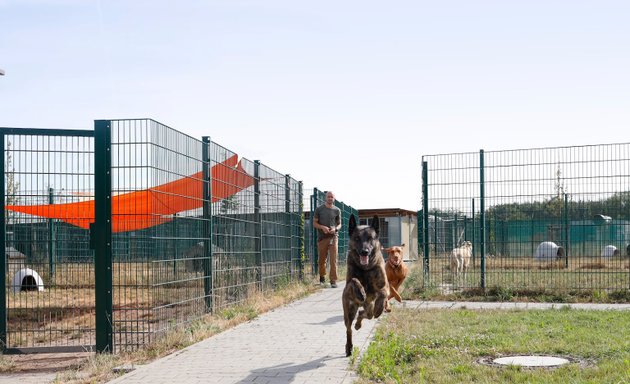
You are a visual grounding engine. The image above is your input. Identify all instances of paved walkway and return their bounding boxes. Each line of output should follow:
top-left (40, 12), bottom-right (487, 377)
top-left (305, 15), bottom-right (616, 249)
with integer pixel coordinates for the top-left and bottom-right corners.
top-left (108, 281), bottom-right (373, 384)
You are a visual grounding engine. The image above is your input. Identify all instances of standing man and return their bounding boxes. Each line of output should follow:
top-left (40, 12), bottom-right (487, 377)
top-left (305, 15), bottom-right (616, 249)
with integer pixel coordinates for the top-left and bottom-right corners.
top-left (313, 191), bottom-right (341, 288)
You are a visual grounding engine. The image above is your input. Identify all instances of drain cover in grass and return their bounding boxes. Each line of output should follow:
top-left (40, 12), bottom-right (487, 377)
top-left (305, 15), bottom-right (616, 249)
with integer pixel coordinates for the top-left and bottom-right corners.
top-left (493, 355), bottom-right (569, 367)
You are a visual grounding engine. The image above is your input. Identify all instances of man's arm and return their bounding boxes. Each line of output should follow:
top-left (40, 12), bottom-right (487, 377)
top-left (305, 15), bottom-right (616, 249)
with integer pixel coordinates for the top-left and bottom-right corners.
top-left (334, 212), bottom-right (342, 232)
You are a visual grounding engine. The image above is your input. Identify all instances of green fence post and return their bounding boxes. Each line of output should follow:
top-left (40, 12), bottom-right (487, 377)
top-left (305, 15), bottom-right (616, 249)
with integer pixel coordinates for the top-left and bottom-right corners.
top-left (454, 213), bottom-right (458, 247)
top-left (472, 198), bottom-right (476, 268)
top-left (285, 175), bottom-right (291, 213)
top-left (285, 174), bottom-right (291, 279)
top-left (417, 209), bottom-right (422, 264)
top-left (422, 160), bottom-right (429, 283)
top-left (254, 160), bottom-right (262, 290)
top-left (531, 216), bottom-right (535, 258)
top-left (311, 187), bottom-right (318, 276)
top-left (48, 187), bottom-right (56, 278)
top-left (298, 181), bottom-right (304, 280)
top-left (479, 149), bottom-right (486, 290)
top-left (564, 193), bottom-right (569, 268)
top-left (338, 201), bottom-right (345, 260)
top-left (94, 120), bottom-right (113, 353)
top-left (202, 136), bottom-right (213, 311)
top-left (172, 213), bottom-right (177, 279)
top-left (433, 213), bottom-right (438, 258)
top-left (0, 132), bottom-right (6, 352)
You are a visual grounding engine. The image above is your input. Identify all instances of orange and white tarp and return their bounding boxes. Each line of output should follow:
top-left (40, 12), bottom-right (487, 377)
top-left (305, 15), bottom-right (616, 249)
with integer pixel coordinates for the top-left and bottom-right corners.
top-left (5, 155), bottom-right (254, 233)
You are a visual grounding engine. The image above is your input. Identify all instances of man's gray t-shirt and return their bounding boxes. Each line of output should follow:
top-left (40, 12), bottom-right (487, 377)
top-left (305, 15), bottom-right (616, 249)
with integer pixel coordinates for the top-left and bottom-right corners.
top-left (314, 204), bottom-right (341, 241)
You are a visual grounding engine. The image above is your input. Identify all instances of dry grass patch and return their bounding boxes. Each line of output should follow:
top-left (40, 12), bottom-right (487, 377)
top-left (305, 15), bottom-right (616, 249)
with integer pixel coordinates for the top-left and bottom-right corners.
top-left (578, 261), bottom-right (607, 270)
top-left (0, 356), bottom-right (16, 373)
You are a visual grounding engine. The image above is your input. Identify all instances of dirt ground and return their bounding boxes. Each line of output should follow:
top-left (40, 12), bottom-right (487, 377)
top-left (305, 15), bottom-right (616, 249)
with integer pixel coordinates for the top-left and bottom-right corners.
top-left (2, 352), bottom-right (91, 374)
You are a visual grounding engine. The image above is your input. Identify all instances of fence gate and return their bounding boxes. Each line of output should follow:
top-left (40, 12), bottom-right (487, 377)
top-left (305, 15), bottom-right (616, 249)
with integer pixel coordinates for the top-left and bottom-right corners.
top-left (1, 128), bottom-right (95, 353)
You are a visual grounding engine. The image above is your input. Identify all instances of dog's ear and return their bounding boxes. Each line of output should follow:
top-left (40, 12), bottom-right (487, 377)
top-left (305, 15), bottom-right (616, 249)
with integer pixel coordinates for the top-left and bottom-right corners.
top-left (401, 243), bottom-right (406, 248)
top-left (349, 214), bottom-right (357, 236)
top-left (371, 215), bottom-right (379, 235)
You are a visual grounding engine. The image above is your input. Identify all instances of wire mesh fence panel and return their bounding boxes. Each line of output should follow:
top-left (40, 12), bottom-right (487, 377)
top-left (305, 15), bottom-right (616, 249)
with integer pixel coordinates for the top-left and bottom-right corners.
top-left (110, 120), bottom-right (210, 352)
top-left (209, 144), bottom-right (258, 311)
top-left (422, 144), bottom-right (630, 295)
top-left (421, 152), bottom-right (480, 292)
top-left (484, 145), bottom-right (630, 293)
top-left (257, 164), bottom-right (298, 291)
top-left (2, 129), bottom-right (95, 352)
top-left (290, 180), bottom-right (304, 281)
top-left (108, 121), bottom-right (306, 351)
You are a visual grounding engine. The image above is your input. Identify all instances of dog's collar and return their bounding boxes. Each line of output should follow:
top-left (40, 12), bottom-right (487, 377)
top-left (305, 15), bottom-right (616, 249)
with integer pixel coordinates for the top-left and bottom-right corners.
top-left (388, 258), bottom-right (401, 268)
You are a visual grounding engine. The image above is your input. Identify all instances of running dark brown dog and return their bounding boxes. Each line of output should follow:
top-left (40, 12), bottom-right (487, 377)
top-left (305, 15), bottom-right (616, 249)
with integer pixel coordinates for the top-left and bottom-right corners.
top-left (342, 214), bottom-right (389, 357)
top-left (383, 244), bottom-right (408, 312)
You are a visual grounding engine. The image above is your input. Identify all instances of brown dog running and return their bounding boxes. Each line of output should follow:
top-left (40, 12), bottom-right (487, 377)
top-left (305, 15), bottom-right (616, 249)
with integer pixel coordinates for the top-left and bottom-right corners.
top-left (383, 244), bottom-right (408, 312)
top-left (342, 214), bottom-right (389, 357)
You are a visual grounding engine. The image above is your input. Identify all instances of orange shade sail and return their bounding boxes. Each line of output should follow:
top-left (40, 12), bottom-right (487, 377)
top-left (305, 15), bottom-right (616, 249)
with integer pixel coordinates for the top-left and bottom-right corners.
top-left (5, 155), bottom-right (254, 233)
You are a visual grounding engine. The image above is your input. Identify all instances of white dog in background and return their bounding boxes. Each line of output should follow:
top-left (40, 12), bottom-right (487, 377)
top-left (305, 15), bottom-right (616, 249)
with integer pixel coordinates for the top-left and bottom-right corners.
top-left (451, 241), bottom-right (472, 281)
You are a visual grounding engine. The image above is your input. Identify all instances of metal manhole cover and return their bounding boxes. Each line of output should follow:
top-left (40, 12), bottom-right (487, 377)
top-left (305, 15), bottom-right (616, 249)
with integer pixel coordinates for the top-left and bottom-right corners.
top-left (477, 354), bottom-right (588, 369)
top-left (493, 355), bottom-right (569, 367)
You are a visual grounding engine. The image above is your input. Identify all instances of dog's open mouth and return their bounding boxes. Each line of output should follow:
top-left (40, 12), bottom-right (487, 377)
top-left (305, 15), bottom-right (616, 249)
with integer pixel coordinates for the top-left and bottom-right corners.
top-left (360, 255), bottom-right (369, 265)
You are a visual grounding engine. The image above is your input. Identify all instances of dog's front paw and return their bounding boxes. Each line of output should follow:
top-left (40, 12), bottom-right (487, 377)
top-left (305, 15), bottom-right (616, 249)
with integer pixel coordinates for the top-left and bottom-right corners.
top-left (351, 278), bottom-right (366, 303)
top-left (355, 310), bottom-right (364, 330)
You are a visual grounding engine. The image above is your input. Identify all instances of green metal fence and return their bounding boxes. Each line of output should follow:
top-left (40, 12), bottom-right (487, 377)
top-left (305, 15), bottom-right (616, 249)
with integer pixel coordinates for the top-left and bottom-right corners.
top-left (421, 144), bottom-right (630, 294)
top-left (1, 119), bottom-right (305, 354)
top-left (1, 128), bottom-right (95, 353)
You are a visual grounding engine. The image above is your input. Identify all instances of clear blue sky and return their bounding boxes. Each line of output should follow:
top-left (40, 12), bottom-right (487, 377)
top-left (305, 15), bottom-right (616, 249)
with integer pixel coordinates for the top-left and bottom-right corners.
top-left (1, 1), bottom-right (629, 210)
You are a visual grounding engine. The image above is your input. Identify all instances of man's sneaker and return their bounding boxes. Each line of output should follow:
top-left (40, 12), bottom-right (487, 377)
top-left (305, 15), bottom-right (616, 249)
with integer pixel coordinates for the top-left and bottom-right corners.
top-left (330, 281), bottom-right (338, 288)
top-left (319, 276), bottom-right (326, 286)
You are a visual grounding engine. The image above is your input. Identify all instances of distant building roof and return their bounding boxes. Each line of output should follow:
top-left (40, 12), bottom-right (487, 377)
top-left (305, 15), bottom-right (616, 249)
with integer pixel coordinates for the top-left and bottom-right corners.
top-left (358, 208), bottom-right (417, 218)
top-left (304, 208), bottom-right (418, 219)
top-left (6, 246), bottom-right (26, 259)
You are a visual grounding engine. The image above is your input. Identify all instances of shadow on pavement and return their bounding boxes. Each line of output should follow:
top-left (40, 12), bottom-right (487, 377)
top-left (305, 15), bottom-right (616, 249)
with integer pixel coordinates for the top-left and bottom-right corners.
top-left (309, 315), bottom-right (344, 326)
top-left (236, 356), bottom-right (335, 384)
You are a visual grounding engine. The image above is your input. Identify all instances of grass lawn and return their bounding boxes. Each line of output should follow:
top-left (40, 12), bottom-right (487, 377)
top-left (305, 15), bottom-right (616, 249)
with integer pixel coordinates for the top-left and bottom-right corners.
top-left (354, 305), bottom-right (630, 383)
top-left (353, 262), bottom-right (630, 383)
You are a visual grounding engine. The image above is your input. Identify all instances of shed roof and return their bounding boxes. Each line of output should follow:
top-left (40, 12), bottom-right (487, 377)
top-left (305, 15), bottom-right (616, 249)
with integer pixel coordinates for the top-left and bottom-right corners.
top-left (358, 208), bottom-right (417, 218)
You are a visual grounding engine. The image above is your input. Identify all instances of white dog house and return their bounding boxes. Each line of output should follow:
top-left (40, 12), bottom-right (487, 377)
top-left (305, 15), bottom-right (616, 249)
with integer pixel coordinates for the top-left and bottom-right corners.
top-left (11, 268), bottom-right (45, 293)
top-left (535, 241), bottom-right (565, 261)
top-left (601, 245), bottom-right (619, 257)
